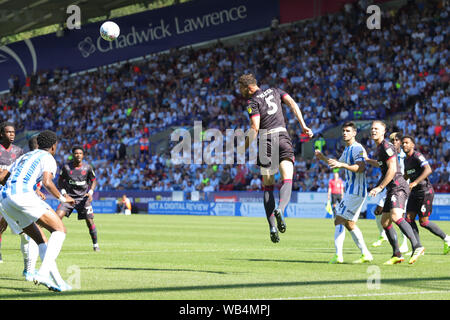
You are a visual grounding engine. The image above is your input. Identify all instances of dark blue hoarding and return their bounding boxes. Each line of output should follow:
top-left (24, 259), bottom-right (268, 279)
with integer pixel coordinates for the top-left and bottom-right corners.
top-left (0, 0), bottom-right (279, 91)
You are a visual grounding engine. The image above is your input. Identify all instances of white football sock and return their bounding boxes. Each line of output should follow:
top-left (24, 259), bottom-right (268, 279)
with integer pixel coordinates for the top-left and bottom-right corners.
top-left (20, 233), bottom-right (30, 270)
top-left (376, 215), bottom-right (386, 239)
top-left (38, 231), bottom-right (65, 276)
top-left (26, 239), bottom-right (39, 274)
top-left (334, 224), bottom-right (345, 258)
top-left (350, 226), bottom-right (371, 256)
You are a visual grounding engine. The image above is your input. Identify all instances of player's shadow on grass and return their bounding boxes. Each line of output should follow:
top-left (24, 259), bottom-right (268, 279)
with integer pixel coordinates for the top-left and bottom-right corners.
top-left (3, 276), bottom-right (450, 299)
top-left (229, 258), bottom-right (329, 264)
top-left (102, 266), bottom-right (234, 275)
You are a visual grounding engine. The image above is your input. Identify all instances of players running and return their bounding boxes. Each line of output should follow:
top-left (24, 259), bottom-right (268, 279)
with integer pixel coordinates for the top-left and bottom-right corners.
top-left (366, 121), bottom-right (425, 265)
top-left (238, 74), bottom-right (313, 243)
top-left (401, 135), bottom-right (450, 254)
top-left (56, 146), bottom-right (99, 251)
top-left (316, 121), bottom-right (373, 264)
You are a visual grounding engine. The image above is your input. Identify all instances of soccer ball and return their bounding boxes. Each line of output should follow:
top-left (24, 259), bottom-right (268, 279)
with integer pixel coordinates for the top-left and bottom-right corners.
top-left (100, 21), bottom-right (120, 41)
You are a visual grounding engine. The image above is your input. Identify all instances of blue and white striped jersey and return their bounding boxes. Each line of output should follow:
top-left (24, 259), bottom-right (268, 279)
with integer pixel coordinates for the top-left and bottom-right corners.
top-left (338, 141), bottom-right (367, 198)
top-left (2, 149), bottom-right (57, 197)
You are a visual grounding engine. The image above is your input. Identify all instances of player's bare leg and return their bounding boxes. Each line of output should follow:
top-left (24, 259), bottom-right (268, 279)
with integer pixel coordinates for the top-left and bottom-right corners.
top-left (262, 174), bottom-right (278, 243)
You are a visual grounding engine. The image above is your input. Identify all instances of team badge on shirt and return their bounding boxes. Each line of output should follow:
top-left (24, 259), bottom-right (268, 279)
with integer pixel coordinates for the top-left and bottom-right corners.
top-left (386, 148), bottom-right (394, 157)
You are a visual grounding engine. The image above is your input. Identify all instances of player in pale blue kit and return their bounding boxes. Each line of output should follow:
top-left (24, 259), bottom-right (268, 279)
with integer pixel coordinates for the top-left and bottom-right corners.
top-left (0, 131), bottom-right (75, 292)
top-left (316, 122), bottom-right (373, 264)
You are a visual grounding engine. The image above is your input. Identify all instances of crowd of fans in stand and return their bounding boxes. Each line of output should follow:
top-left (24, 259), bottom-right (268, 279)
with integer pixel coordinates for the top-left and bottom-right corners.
top-left (0, 0), bottom-right (448, 193)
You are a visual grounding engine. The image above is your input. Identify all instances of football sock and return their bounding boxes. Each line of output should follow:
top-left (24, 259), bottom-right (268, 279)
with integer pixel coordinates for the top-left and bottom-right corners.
top-left (38, 231), bottom-right (65, 276)
top-left (263, 185), bottom-right (276, 228)
top-left (384, 225), bottom-right (400, 257)
top-left (350, 226), bottom-right (370, 256)
top-left (375, 215), bottom-right (386, 238)
top-left (406, 217), bottom-right (421, 243)
top-left (278, 179), bottom-right (292, 214)
top-left (395, 218), bottom-right (420, 250)
top-left (89, 224), bottom-right (98, 245)
top-left (420, 220), bottom-right (447, 240)
top-left (20, 233), bottom-right (30, 271)
top-left (27, 239), bottom-right (39, 274)
top-left (334, 224), bottom-right (345, 258)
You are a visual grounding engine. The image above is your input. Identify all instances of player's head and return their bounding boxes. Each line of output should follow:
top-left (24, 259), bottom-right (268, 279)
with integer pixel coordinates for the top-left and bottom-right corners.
top-left (238, 74), bottom-right (258, 98)
top-left (370, 120), bottom-right (386, 142)
top-left (28, 134), bottom-right (39, 151)
top-left (71, 146), bottom-right (85, 163)
top-left (389, 132), bottom-right (402, 151)
top-left (37, 130), bottom-right (58, 155)
top-left (401, 135), bottom-right (415, 154)
top-left (0, 121), bottom-right (16, 144)
top-left (341, 121), bottom-right (357, 143)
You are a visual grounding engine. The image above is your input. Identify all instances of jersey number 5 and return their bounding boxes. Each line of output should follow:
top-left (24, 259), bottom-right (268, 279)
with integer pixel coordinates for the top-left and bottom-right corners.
top-left (265, 95), bottom-right (278, 115)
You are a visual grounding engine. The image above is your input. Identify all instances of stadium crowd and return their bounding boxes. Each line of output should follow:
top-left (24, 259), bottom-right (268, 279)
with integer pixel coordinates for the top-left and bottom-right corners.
top-left (0, 0), bottom-right (448, 194)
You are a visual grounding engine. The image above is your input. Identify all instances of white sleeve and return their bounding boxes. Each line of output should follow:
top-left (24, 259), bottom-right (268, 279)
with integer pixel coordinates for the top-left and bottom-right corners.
top-left (353, 145), bottom-right (365, 163)
top-left (41, 154), bottom-right (57, 177)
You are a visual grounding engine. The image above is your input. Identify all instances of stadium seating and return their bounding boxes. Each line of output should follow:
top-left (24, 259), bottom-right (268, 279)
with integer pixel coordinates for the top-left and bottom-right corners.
top-left (0, 0), bottom-right (448, 193)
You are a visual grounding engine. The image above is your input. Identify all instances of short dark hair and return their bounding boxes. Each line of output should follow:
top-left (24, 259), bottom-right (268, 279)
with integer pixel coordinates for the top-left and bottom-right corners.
top-left (342, 121), bottom-right (357, 131)
top-left (238, 74), bottom-right (257, 87)
top-left (71, 146), bottom-right (85, 154)
top-left (0, 121), bottom-right (15, 135)
top-left (28, 134), bottom-right (39, 151)
top-left (37, 130), bottom-right (58, 150)
top-left (402, 135), bottom-right (415, 145)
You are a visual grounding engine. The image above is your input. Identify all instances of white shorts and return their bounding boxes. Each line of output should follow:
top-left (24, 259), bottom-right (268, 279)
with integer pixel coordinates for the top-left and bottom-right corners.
top-left (0, 193), bottom-right (52, 234)
top-left (336, 194), bottom-right (367, 222)
top-left (372, 188), bottom-right (387, 207)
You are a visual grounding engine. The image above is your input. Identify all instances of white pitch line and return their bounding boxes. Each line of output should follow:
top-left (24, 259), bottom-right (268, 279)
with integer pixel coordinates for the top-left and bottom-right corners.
top-left (265, 290), bottom-right (450, 300)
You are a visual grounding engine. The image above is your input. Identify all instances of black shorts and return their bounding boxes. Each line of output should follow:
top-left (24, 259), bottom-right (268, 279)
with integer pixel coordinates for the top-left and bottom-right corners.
top-left (257, 131), bottom-right (295, 171)
top-left (407, 190), bottom-right (434, 218)
top-left (57, 197), bottom-right (94, 220)
top-left (383, 187), bottom-right (409, 213)
top-left (331, 194), bottom-right (342, 206)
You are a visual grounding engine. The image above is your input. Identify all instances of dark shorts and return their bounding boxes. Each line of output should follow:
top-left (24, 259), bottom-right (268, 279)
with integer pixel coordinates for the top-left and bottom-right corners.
top-left (407, 190), bottom-right (434, 218)
top-left (257, 131), bottom-right (295, 171)
top-left (331, 194), bottom-right (342, 206)
top-left (57, 197), bottom-right (94, 220)
top-left (383, 187), bottom-right (409, 213)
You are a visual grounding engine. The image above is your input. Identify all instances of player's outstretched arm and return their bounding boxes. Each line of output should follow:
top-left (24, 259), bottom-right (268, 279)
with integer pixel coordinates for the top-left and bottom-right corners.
top-left (282, 94), bottom-right (313, 138)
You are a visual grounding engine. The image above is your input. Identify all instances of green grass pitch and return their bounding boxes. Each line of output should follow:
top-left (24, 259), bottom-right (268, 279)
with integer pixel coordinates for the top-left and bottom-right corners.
top-left (0, 214), bottom-right (449, 300)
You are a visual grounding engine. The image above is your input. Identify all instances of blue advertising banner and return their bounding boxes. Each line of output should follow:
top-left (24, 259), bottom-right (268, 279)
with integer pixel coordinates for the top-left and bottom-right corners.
top-left (148, 201), bottom-right (210, 215)
top-left (0, 0), bottom-right (279, 91)
top-left (45, 199), bottom-right (117, 214)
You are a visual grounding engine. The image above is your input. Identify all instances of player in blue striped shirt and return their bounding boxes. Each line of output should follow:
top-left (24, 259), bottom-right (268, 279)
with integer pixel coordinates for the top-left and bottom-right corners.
top-left (315, 122), bottom-right (372, 264)
top-left (0, 130), bottom-right (75, 292)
